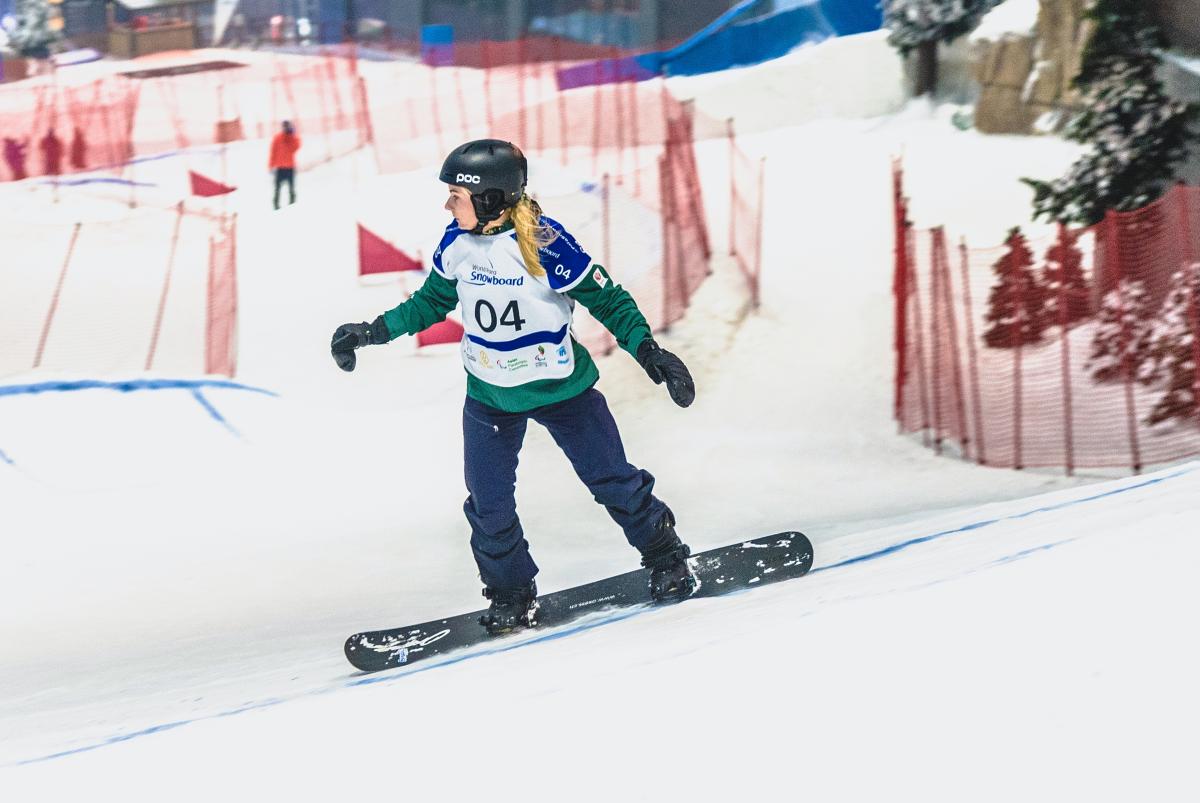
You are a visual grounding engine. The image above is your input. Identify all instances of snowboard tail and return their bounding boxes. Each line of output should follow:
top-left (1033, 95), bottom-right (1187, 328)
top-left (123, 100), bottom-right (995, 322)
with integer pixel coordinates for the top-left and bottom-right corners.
top-left (344, 531), bottom-right (813, 673)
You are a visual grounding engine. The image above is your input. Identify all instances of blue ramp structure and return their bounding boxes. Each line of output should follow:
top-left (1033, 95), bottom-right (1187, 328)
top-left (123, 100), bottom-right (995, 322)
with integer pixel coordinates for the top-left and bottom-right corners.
top-left (557, 0), bottom-right (883, 90)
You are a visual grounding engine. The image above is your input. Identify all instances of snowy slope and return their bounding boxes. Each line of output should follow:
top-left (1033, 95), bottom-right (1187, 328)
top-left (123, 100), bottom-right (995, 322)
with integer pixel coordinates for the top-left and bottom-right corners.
top-left (0, 30), bottom-right (1188, 800)
top-left (5, 464), bottom-right (1199, 800)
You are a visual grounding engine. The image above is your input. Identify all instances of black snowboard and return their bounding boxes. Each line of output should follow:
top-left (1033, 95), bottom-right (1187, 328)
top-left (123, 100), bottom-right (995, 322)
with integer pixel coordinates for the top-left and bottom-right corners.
top-left (344, 531), bottom-right (813, 673)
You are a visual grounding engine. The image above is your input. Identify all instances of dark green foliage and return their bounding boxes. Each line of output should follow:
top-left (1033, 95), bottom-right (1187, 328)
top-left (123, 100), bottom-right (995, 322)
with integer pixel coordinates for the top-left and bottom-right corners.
top-left (1022, 0), bottom-right (1199, 225)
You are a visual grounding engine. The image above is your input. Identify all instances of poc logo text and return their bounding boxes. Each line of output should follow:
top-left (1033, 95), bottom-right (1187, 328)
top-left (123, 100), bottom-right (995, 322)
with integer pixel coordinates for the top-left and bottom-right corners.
top-left (457, 173), bottom-right (481, 184)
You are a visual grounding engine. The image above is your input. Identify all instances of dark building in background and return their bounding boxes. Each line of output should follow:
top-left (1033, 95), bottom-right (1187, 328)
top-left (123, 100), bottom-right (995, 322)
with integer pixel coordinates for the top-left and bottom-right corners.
top-left (60, 0), bottom-right (111, 50)
top-left (42, 0), bottom-right (745, 53)
top-left (221, 0), bottom-right (740, 49)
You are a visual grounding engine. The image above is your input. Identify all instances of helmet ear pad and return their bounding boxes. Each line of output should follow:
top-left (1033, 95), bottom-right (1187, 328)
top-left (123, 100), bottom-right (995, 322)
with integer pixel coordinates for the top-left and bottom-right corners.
top-left (471, 188), bottom-right (510, 225)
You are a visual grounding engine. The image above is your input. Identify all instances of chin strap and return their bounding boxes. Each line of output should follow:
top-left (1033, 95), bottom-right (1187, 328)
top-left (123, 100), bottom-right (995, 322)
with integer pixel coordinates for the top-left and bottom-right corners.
top-left (469, 188), bottom-right (514, 233)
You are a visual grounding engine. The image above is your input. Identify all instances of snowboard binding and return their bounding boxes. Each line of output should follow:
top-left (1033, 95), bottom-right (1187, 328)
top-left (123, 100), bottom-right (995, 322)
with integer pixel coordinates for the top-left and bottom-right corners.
top-left (639, 512), bottom-right (697, 603)
top-left (479, 581), bottom-right (538, 635)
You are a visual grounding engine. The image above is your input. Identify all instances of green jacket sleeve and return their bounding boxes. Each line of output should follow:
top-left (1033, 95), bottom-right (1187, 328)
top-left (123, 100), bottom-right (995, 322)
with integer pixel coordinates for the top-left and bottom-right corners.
top-left (565, 264), bottom-right (652, 357)
top-left (380, 270), bottom-right (460, 340)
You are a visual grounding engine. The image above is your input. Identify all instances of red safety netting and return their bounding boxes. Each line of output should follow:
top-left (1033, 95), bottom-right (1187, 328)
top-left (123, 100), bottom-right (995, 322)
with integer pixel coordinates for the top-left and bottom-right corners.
top-left (131, 51), bottom-right (367, 168)
top-left (0, 77), bottom-right (138, 180)
top-left (0, 51), bottom-right (369, 187)
top-left (364, 61), bottom-right (669, 186)
top-left (896, 168), bottom-right (1200, 474)
top-left (206, 215), bottom-right (239, 377)
top-left (360, 50), bottom-right (717, 353)
top-left (729, 120), bottom-right (764, 308)
top-left (0, 206), bottom-right (239, 379)
top-left (2, 41), bottom-right (726, 379)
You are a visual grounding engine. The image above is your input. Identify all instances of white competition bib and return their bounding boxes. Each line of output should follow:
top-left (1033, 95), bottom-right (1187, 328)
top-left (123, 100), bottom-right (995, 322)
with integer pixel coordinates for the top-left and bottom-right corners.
top-left (431, 217), bottom-right (593, 388)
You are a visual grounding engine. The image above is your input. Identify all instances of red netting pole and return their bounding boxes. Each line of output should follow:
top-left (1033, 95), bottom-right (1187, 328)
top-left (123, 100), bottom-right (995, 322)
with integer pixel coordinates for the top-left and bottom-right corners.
top-left (483, 41), bottom-right (494, 134)
top-left (936, 228), bottom-right (970, 459)
top-left (1057, 223), bottom-right (1076, 476)
top-left (155, 79), bottom-right (185, 151)
top-left (752, 156), bottom-right (765, 308)
top-left (145, 202), bottom-right (186, 371)
top-left (98, 80), bottom-right (120, 166)
top-left (1012, 235), bottom-right (1024, 471)
top-left (628, 71), bottom-right (641, 196)
top-left (123, 80), bottom-right (140, 208)
top-left (405, 93), bottom-right (419, 140)
top-left (311, 63), bottom-right (336, 163)
top-left (33, 222), bottom-right (82, 369)
top-left (205, 215), bottom-right (239, 377)
top-left (554, 36), bottom-right (567, 166)
top-left (453, 66), bottom-right (469, 144)
top-left (907, 226), bottom-right (932, 445)
top-left (612, 46), bottom-right (625, 182)
top-left (958, 237), bottom-right (986, 464)
top-left (929, 229), bottom-right (944, 454)
top-left (592, 81), bottom-right (602, 178)
top-left (49, 67), bottom-right (60, 202)
top-left (602, 172), bottom-right (612, 270)
top-left (659, 154), bottom-right (672, 330)
top-left (217, 80), bottom-right (230, 189)
top-left (429, 65), bottom-right (445, 156)
top-left (680, 103), bottom-right (710, 260)
top-left (1108, 212), bottom-right (1143, 473)
top-left (356, 76), bottom-right (375, 150)
top-left (326, 55), bottom-right (348, 131)
top-left (892, 160), bottom-right (908, 423)
top-left (534, 58), bottom-right (546, 155)
top-left (517, 38), bottom-right (528, 147)
top-left (727, 118), bottom-right (736, 257)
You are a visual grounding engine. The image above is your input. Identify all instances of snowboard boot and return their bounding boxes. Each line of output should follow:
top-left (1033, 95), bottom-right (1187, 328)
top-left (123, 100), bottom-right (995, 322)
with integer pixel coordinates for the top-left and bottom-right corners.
top-left (639, 512), bottom-right (696, 603)
top-left (479, 580), bottom-right (538, 635)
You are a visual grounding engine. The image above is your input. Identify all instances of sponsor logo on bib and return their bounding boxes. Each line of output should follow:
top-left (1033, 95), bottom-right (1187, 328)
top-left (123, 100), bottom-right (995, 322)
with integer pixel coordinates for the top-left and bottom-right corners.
top-left (470, 271), bottom-right (524, 286)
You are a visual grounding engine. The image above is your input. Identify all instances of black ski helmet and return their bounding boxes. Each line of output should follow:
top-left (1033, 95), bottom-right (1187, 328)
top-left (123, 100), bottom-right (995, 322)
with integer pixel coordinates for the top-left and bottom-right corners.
top-left (440, 139), bottom-right (527, 228)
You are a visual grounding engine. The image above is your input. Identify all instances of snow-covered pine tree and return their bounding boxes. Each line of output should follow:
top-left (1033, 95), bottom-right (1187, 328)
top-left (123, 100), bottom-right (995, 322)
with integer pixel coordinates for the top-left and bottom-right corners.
top-left (882, 0), bottom-right (999, 96)
top-left (9, 0), bottom-right (59, 59)
top-left (1145, 263), bottom-right (1200, 425)
top-left (1087, 278), bottom-right (1158, 383)
top-left (983, 227), bottom-right (1049, 348)
top-left (1023, 0), bottom-right (1199, 225)
top-left (1040, 227), bottom-right (1091, 327)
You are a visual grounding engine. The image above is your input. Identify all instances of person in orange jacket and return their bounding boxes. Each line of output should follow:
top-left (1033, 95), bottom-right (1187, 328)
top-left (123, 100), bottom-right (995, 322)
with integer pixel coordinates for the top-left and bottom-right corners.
top-left (269, 120), bottom-right (301, 209)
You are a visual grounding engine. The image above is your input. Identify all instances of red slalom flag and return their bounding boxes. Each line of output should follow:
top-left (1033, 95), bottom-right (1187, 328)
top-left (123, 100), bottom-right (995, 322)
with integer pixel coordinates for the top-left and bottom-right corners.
top-left (417, 318), bottom-right (465, 347)
top-left (359, 224), bottom-right (423, 275)
top-left (189, 171), bottom-right (236, 197)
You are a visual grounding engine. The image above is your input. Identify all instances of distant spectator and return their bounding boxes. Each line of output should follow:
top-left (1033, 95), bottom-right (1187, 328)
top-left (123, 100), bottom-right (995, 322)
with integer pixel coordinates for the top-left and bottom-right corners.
top-left (40, 128), bottom-right (63, 176)
top-left (227, 12), bottom-right (247, 46)
top-left (70, 126), bottom-right (87, 170)
top-left (268, 120), bottom-right (301, 210)
top-left (3, 137), bottom-right (29, 180)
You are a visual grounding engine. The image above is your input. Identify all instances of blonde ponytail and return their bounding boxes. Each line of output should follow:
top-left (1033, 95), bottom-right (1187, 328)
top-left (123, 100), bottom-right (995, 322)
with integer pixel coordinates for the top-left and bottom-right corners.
top-left (511, 194), bottom-right (556, 279)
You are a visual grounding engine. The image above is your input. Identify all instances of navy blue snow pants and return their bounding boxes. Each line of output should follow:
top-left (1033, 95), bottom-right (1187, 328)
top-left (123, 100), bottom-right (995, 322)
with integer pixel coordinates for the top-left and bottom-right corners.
top-left (463, 388), bottom-right (670, 590)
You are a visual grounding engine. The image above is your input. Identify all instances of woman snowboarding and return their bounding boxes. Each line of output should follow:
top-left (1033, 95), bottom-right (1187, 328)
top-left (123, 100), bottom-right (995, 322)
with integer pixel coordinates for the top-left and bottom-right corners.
top-left (331, 139), bottom-right (696, 634)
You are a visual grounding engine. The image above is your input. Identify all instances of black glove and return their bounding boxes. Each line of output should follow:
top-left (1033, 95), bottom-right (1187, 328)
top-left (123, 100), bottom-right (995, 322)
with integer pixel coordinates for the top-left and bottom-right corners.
top-left (331, 315), bottom-right (390, 372)
top-left (636, 339), bottom-right (695, 408)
